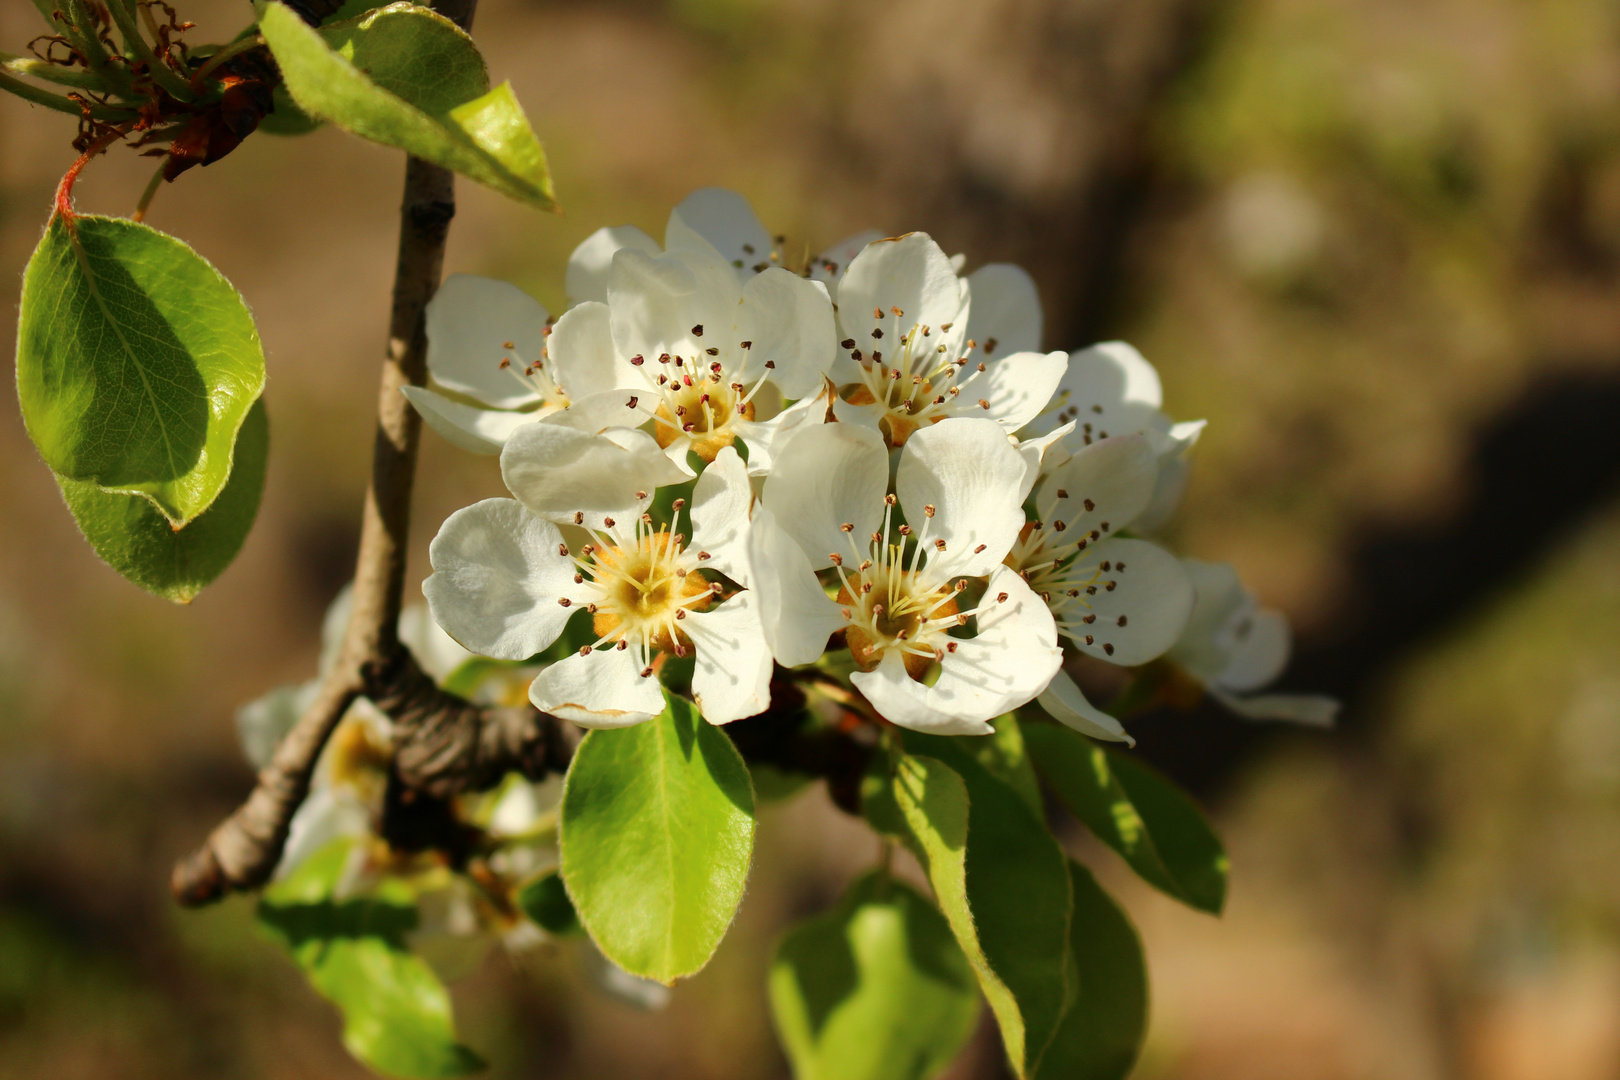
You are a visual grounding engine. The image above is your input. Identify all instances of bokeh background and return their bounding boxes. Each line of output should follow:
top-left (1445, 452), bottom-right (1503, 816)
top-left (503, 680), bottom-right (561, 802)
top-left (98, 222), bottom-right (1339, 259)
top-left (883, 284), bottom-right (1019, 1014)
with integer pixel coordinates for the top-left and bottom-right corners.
top-left (4, 0), bottom-right (1620, 1076)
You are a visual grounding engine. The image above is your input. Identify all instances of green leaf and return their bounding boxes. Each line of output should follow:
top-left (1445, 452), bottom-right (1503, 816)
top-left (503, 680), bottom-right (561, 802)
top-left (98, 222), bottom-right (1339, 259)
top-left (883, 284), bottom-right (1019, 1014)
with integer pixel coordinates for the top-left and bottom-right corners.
top-left (55, 398), bottom-right (267, 603)
top-left (259, 0), bottom-right (557, 210)
top-left (1035, 861), bottom-right (1149, 1080)
top-left (890, 747), bottom-right (1074, 1079)
top-left (559, 690), bottom-right (755, 984)
top-left (769, 872), bottom-right (979, 1080)
top-left (1024, 722), bottom-right (1227, 915)
top-left (258, 840), bottom-right (485, 1079)
top-left (16, 215), bottom-right (266, 526)
top-left (516, 870), bottom-right (582, 938)
top-left (971, 714), bottom-right (1044, 820)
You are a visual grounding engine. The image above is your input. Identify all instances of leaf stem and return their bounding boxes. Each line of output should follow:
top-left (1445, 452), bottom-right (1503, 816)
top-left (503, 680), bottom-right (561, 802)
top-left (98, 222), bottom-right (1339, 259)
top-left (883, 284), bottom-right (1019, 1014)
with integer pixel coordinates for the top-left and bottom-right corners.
top-left (53, 122), bottom-right (133, 223)
top-left (1, 51), bottom-right (105, 89)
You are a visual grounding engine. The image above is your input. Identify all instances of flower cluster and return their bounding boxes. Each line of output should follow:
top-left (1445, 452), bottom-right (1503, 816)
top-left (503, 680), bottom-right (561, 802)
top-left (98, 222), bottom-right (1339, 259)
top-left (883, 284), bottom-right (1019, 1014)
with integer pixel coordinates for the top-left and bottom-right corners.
top-left (414, 189), bottom-right (1337, 742)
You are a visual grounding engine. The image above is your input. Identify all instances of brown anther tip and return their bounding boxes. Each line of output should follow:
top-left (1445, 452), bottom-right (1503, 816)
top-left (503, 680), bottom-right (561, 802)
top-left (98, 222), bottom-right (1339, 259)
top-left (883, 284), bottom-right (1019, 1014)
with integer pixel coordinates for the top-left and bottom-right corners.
top-left (616, 640), bottom-right (629, 650)
top-left (841, 338), bottom-right (856, 349)
top-left (765, 360), bottom-right (776, 368)
top-left (973, 544), bottom-right (987, 553)
top-left (640, 666), bottom-right (655, 678)
top-left (706, 347), bottom-right (719, 356)
top-left (697, 551), bottom-right (711, 560)
top-left (890, 306), bottom-right (904, 317)
top-left (574, 511), bottom-right (585, 525)
top-left (692, 324), bottom-right (704, 336)
top-left (631, 354), bottom-right (645, 365)
top-left (898, 524), bottom-right (912, 536)
top-left (579, 645), bottom-right (593, 656)
top-left (1103, 643), bottom-right (1115, 655)
top-left (829, 553), bottom-right (843, 564)
top-left (603, 517), bottom-right (616, 528)
top-left (946, 642), bottom-right (958, 653)
top-left (996, 592), bottom-right (1009, 603)
top-left (559, 597), bottom-right (571, 607)
top-left (672, 498), bottom-right (687, 510)
top-left (675, 609), bottom-right (687, 620)
top-left (559, 544), bottom-right (570, 556)
top-left (934, 538), bottom-right (947, 549)
top-left (627, 396), bottom-right (639, 409)
top-left (884, 493), bottom-right (897, 505)
top-left (872, 327), bottom-right (884, 339)
top-left (1117, 615), bottom-right (1128, 626)
top-left (499, 357), bottom-right (511, 368)
top-left (740, 340), bottom-right (753, 349)
top-left (873, 306), bottom-right (883, 319)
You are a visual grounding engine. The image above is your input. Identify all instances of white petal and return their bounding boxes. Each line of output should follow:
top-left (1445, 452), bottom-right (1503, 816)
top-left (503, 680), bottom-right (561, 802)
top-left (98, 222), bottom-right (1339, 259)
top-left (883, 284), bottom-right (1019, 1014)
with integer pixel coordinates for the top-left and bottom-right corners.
top-left (965, 263), bottom-right (1042, 356)
top-left (607, 246), bottom-right (743, 368)
top-left (530, 647), bottom-right (666, 728)
top-left (1060, 538), bottom-right (1194, 666)
top-left (1133, 420), bottom-right (1206, 536)
top-left (1039, 434), bottom-right (1158, 540)
top-left (738, 268), bottom-right (836, 398)
top-left (747, 506), bottom-right (845, 667)
top-left (567, 225), bottom-right (660, 306)
top-left (425, 274), bottom-right (550, 409)
top-left (762, 421), bottom-right (888, 570)
top-left (852, 565), bottom-right (1060, 734)
top-left (1169, 559), bottom-right (1248, 683)
top-left (1015, 421), bottom-right (1076, 502)
top-left (962, 349), bottom-right (1069, 432)
top-left (423, 499), bottom-right (581, 660)
top-left (1037, 668), bottom-right (1133, 745)
top-left (1023, 340), bottom-right (1166, 440)
top-left (277, 787), bottom-right (369, 880)
top-left (897, 418), bottom-right (1027, 578)
top-left (500, 421), bottom-right (686, 529)
top-left (1213, 689), bottom-right (1339, 728)
top-left (544, 389), bottom-right (650, 436)
top-left (732, 390), bottom-right (830, 476)
top-left (402, 385), bottom-right (533, 455)
top-left (548, 301), bottom-right (644, 401)
top-left (685, 591), bottom-right (773, 725)
top-left (666, 188), bottom-right (773, 275)
top-left (1216, 608), bottom-right (1291, 692)
top-left (837, 233), bottom-right (969, 356)
top-left (236, 681), bottom-right (315, 770)
top-left (690, 446), bottom-right (754, 587)
top-left (398, 603), bottom-right (477, 683)
top-left (809, 230), bottom-right (885, 298)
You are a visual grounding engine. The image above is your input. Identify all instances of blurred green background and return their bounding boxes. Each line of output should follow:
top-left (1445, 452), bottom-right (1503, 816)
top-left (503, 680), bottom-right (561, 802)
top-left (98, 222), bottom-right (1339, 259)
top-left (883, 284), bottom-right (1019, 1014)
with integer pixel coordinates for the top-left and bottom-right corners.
top-left (4, 0), bottom-right (1620, 1076)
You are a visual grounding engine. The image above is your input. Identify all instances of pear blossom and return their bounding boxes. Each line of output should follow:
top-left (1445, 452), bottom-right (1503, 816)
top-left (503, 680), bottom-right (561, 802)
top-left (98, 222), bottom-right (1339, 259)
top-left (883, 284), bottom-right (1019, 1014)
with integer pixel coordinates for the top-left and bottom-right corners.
top-left (1169, 559), bottom-right (1338, 726)
top-left (1004, 434), bottom-right (1196, 744)
top-left (400, 273), bottom-right (567, 456)
top-left (1020, 341), bottom-right (1207, 534)
top-left (425, 444), bottom-right (771, 728)
top-left (827, 232), bottom-right (1067, 447)
top-left (749, 418), bottom-right (1062, 735)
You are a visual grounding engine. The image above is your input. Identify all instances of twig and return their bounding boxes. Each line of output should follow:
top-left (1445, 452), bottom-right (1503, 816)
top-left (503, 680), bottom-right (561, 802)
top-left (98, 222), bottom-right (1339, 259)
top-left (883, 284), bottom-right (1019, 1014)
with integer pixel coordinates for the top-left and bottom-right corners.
top-left (170, 0), bottom-right (481, 907)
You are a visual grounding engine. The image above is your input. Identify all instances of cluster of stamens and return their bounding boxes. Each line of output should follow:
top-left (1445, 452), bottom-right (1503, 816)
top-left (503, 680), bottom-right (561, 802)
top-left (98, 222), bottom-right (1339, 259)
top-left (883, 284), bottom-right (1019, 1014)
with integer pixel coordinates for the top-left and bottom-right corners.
top-left (1004, 487), bottom-right (1129, 656)
top-left (839, 305), bottom-right (998, 445)
top-left (556, 501), bottom-right (716, 677)
top-left (494, 328), bottom-right (569, 411)
top-left (825, 494), bottom-right (1006, 679)
top-left (619, 326), bottom-right (773, 460)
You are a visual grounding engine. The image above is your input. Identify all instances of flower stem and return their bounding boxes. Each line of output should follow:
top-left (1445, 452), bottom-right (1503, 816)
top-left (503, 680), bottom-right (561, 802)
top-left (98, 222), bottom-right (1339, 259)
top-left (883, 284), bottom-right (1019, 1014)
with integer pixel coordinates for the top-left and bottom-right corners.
top-left (0, 68), bottom-right (86, 116)
top-left (187, 34), bottom-right (263, 94)
top-left (131, 161), bottom-right (164, 223)
top-left (105, 0), bottom-right (194, 103)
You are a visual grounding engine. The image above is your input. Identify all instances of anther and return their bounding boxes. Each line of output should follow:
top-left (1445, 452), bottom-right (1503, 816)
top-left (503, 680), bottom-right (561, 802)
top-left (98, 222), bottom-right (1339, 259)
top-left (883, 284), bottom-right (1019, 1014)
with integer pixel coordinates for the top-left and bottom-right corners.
top-left (1103, 643), bottom-right (1115, 655)
top-left (841, 338), bottom-right (856, 349)
top-left (580, 646), bottom-right (593, 656)
top-left (923, 504), bottom-right (936, 517)
top-left (890, 306), bottom-right (903, 317)
top-left (559, 598), bottom-right (572, 607)
top-left (829, 553), bottom-right (843, 565)
top-left (697, 551), bottom-right (711, 560)
top-left (603, 517), bottom-right (616, 528)
top-left (946, 642), bottom-right (958, 653)
top-left (558, 544), bottom-right (570, 557)
top-left (873, 306), bottom-right (883, 319)
top-left (616, 640), bottom-right (629, 651)
top-left (740, 340), bottom-right (753, 349)
top-left (573, 573), bottom-right (584, 584)
top-left (1085, 635), bottom-right (1094, 645)
top-left (574, 511), bottom-right (584, 525)
top-left (631, 354), bottom-right (645, 366)
top-left (1083, 614), bottom-right (1096, 624)
top-left (675, 610), bottom-right (687, 621)
top-left (692, 324), bottom-right (703, 336)
top-left (1117, 615), bottom-right (1128, 626)
top-left (706, 347), bottom-right (719, 356)
top-left (898, 524), bottom-right (912, 536)
top-left (499, 358), bottom-right (511, 369)
top-left (872, 328), bottom-right (884, 339)
top-left (996, 592), bottom-right (1009, 603)
top-left (841, 522), bottom-right (855, 532)
top-left (973, 544), bottom-right (987, 553)
top-left (627, 396), bottom-right (639, 409)
top-left (934, 539), bottom-right (947, 550)
top-left (640, 666), bottom-right (655, 678)
top-left (672, 498), bottom-right (687, 511)
top-left (884, 493), bottom-right (898, 506)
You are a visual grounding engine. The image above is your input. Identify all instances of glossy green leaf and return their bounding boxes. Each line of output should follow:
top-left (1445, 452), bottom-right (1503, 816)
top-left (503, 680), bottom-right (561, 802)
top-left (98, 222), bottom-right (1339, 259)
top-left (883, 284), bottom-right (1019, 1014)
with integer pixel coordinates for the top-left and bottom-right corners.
top-left (890, 747), bottom-right (1074, 1080)
top-left (1036, 861), bottom-right (1149, 1080)
top-left (258, 840), bottom-right (485, 1079)
top-left (517, 870), bottom-right (582, 938)
top-left (16, 215), bottom-right (266, 526)
top-left (770, 872), bottom-right (979, 1080)
top-left (1025, 722), bottom-right (1227, 915)
top-left (259, 0), bottom-right (556, 210)
top-left (56, 399), bottom-right (267, 603)
top-left (559, 691), bottom-right (755, 984)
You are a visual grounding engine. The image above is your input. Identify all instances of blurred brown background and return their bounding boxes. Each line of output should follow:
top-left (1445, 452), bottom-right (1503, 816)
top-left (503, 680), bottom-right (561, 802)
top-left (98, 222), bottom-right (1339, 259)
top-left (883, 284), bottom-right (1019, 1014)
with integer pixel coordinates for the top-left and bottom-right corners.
top-left (4, 0), bottom-right (1620, 1076)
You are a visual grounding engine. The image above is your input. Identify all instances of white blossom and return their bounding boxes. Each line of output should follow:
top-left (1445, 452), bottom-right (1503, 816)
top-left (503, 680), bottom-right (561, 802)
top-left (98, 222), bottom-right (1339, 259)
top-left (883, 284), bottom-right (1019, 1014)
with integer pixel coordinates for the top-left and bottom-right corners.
top-left (827, 233), bottom-right (1067, 448)
top-left (1020, 341), bottom-right (1206, 534)
top-left (1170, 559), bottom-right (1339, 727)
top-left (1006, 434), bottom-right (1196, 744)
top-left (749, 418), bottom-right (1061, 735)
top-left (425, 444), bottom-right (771, 728)
top-left (401, 273), bottom-right (567, 455)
